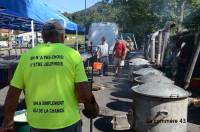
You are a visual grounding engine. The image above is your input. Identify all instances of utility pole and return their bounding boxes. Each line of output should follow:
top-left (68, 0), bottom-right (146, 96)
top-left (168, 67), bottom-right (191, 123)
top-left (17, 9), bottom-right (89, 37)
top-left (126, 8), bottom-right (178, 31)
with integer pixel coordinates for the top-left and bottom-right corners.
top-left (184, 33), bottom-right (200, 89)
top-left (180, 0), bottom-right (186, 23)
top-left (85, 0), bottom-right (87, 25)
top-left (85, 0), bottom-right (87, 16)
top-left (84, 0), bottom-right (87, 52)
top-left (179, 0), bottom-right (187, 31)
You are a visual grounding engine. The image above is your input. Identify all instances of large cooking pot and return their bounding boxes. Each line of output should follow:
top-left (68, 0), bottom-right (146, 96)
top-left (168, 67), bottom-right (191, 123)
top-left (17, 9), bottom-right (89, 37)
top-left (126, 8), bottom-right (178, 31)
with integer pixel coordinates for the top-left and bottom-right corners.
top-left (133, 68), bottom-right (163, 77)
top-left (129, 58), bottom-right (150, 69)
top-left (129, 68), bottom-right (163, 83)
top-left (128, 58), bottom-right (152, 82)
top-left (134, 73), bottom-right (174, 85)
top-left (131, 82), bottom-right (191, 132)
top-left (127, 51), bottom-right (144, 59)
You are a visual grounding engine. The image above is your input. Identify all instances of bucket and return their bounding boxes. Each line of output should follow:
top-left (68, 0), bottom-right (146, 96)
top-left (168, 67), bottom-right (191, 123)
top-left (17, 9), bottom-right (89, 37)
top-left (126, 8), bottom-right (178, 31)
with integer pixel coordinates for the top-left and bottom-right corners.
top-left (93, 62), bottom-right (103, 70)
top-left (14, 110), bottom-right (30, 132)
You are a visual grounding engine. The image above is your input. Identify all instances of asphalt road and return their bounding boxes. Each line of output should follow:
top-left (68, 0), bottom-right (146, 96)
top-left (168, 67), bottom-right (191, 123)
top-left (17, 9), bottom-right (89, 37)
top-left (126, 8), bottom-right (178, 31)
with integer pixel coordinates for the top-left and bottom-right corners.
top-left (1, 69), bottom-right (200, 132)
top-left (0, 49), bottom-right (200, 131)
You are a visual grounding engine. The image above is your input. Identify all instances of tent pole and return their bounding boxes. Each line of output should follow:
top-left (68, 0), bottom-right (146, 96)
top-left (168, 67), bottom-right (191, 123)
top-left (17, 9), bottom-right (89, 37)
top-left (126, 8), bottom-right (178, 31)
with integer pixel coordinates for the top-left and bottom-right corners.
top-left (157, 31), bottom-right (162, 66)
top-left (76, 26), bottom-right (78, 51)
top-left (184, 33), bottom-right (200, 89)
top-left (31, 20), bottom-right (35, 48)
top-left (36, 32), bottom-right (38, 44)
top-left (132, 34), bottom-right (138, 50)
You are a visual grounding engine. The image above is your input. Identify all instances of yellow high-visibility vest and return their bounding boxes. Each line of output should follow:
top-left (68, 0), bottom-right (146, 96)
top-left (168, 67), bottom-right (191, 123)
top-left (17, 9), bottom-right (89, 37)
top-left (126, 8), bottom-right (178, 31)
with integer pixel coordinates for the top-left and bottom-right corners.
top-left (11, 43), bottom-right (88, 129)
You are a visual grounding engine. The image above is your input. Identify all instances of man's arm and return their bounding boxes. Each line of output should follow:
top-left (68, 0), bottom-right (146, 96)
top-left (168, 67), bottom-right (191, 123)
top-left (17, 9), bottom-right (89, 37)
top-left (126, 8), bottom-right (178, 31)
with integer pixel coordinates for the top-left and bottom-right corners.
top-left (96, 45), bottom-right (101, 59)
top-left (75, 82), bottom-right (99, 118)
top-left (2, 86), bottom-right (22, 129)
top-left (113, 43), bottom-right (116, 55)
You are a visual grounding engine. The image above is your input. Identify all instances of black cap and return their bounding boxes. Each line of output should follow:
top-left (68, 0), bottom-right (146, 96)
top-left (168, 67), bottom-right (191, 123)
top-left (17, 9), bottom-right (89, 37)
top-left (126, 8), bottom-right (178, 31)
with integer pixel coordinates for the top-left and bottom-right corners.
top-left (42, 19), bottom-right (65, 31)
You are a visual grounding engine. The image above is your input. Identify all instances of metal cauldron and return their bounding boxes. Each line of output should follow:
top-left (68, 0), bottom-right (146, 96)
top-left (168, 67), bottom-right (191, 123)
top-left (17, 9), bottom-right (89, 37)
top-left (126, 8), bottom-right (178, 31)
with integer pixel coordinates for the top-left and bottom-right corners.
top-left (127, 51), bottom-right (144, 59)
top-left (128, 58), bottom-right (152, 82)
top-left (130, 68), bottom-right (163, 83)
top-left (132, 68), bottom-right (163, 77)
top-left (131, 82), bottom-right (191, 132)
top-left (129, 58), bottom-right (150, 70)
top-left (134, 73), bottom-right (174, 85)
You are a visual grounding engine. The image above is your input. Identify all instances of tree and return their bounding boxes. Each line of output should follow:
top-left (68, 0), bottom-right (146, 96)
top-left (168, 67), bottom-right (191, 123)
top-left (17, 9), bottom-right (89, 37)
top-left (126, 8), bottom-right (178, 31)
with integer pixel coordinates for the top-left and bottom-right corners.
top-left (183, 0), bottom-right (200, 31)
top-left (63, 0), bottom-right (200, 42)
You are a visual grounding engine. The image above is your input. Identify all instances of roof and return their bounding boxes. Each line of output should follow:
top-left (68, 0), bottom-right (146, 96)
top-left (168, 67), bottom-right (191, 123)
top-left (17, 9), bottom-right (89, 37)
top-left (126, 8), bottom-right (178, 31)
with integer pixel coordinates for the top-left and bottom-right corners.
top-left (0, 0), bottom-right (85, 32)
top-left (0, 9), bottom-right (43, 31)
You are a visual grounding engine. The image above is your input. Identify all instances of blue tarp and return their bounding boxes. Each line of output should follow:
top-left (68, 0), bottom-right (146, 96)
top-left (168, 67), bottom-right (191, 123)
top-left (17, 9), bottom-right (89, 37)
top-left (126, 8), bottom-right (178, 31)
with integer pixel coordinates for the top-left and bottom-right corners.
top-left (0, 0), bottom-right (85, 32)
top-left (0, 9), bottom-right (43, 31)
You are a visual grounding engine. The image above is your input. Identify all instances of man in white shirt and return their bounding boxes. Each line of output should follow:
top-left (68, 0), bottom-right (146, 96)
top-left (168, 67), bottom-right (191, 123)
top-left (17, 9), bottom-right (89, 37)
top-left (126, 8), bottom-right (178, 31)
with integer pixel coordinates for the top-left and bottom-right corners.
top-left (97, 37), bottom-right (109, 76)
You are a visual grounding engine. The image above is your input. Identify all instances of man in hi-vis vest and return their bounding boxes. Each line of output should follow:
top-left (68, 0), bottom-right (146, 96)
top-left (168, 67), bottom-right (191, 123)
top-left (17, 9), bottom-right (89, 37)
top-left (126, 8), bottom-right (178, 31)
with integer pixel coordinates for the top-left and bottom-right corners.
top-left (1, 20), bottom-right (99, 132)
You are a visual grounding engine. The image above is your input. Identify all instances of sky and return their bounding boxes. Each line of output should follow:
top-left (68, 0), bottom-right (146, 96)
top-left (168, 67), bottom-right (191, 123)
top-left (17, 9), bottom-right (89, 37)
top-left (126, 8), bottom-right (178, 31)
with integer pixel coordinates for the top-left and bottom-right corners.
top-left (43, 0), bottom-right (101, 13)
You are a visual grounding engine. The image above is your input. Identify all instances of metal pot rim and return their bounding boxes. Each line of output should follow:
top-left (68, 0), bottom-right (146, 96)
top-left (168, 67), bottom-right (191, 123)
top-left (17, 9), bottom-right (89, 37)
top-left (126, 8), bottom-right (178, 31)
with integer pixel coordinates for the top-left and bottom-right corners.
top-left (131, 83), bottom-right (191, 99)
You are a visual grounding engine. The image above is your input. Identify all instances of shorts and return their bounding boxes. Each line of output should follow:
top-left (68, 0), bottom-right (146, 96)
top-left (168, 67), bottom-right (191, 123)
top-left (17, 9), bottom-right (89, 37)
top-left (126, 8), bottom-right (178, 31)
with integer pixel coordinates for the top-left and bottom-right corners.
top-left (113, 57), bottom-right (122, 66)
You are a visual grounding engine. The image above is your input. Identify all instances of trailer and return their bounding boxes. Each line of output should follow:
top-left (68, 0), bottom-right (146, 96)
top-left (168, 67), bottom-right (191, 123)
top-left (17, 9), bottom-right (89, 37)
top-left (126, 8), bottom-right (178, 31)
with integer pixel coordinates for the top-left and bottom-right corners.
top-left (88, 22), bottom-right (118, 54)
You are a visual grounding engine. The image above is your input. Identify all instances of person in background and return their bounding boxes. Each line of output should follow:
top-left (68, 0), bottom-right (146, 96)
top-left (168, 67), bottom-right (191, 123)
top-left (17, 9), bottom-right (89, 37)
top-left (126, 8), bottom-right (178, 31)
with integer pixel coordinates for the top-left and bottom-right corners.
top-left (97, 37), bottom-right (109, 76)
top-left (126, 36), bottom-right (134, 52)
top-left (0, 20), bottom-right (99, 132)
top-left (113, 39), bottom-right (126, 76)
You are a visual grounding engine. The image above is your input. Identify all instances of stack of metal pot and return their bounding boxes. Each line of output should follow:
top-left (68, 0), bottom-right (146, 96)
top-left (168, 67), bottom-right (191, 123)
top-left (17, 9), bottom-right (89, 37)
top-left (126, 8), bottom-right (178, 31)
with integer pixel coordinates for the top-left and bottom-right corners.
top-left (131, 82), bottom-right (190, 132)
top-left (128, 58), bottom-right (152, 82)
top-left (128, 57), bottom-right (191, 132)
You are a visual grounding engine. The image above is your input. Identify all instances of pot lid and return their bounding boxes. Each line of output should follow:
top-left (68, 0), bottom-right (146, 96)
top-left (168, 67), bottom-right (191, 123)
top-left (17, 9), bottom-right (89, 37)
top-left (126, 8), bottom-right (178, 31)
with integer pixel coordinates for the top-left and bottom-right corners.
top-left (134, 74), bottom-right (174, 84)
top-left (128, 51), bottom-right (144, 58)
top-left (129, 58), bottom-right (149, 66)
top-left (133, 68), bottom-right (163, 76)
top-left (131, 82), bottom-right (191, 98)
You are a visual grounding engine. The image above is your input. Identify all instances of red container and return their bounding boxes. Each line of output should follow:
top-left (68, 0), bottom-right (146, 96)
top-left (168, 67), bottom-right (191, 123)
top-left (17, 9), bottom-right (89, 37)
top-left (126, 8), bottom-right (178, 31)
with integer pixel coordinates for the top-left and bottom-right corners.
top-left (93, 62), bottom-right (103, 70)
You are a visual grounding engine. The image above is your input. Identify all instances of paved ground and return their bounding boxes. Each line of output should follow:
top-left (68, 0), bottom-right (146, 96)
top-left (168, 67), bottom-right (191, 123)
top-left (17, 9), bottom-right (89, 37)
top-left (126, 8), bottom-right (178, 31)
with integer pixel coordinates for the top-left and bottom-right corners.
top-left (1, 68), bottom-right (200, 132)
top-left (81, 69), bottom-right (133, 132)
top-left (0, 67), bottom-right (132, 132)
top-left (82, 69), bottom-right (200, 132)
top-left (1, 49), bottom-right (200, 131)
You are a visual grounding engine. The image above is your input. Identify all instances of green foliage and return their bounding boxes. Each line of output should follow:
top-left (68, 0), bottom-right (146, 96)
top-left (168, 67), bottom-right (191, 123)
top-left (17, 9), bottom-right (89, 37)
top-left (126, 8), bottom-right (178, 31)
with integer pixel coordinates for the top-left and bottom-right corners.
top-left (63, 0), bottom-right (200, 43)
top-left (189, 0), bottom-right (200, 7)
top-left (183, 0), bottom-right (200, 31)
top-left (65, 34), bottom-right (84, 45)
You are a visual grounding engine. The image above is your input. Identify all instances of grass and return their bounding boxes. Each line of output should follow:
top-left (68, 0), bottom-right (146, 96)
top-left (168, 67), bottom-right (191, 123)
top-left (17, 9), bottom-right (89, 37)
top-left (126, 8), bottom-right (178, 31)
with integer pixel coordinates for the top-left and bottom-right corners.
top-left (64, 34), bottom-right (85, 45)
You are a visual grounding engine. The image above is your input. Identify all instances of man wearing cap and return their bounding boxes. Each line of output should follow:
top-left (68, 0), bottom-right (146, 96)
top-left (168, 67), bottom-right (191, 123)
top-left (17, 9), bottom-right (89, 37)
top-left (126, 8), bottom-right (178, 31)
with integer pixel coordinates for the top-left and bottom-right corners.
top-left (1, 20), bottom-right (99, 132)
top-left (96, 37), bottom-right (109, 76)
top-left (126, 36), bottom-right (134, 51)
